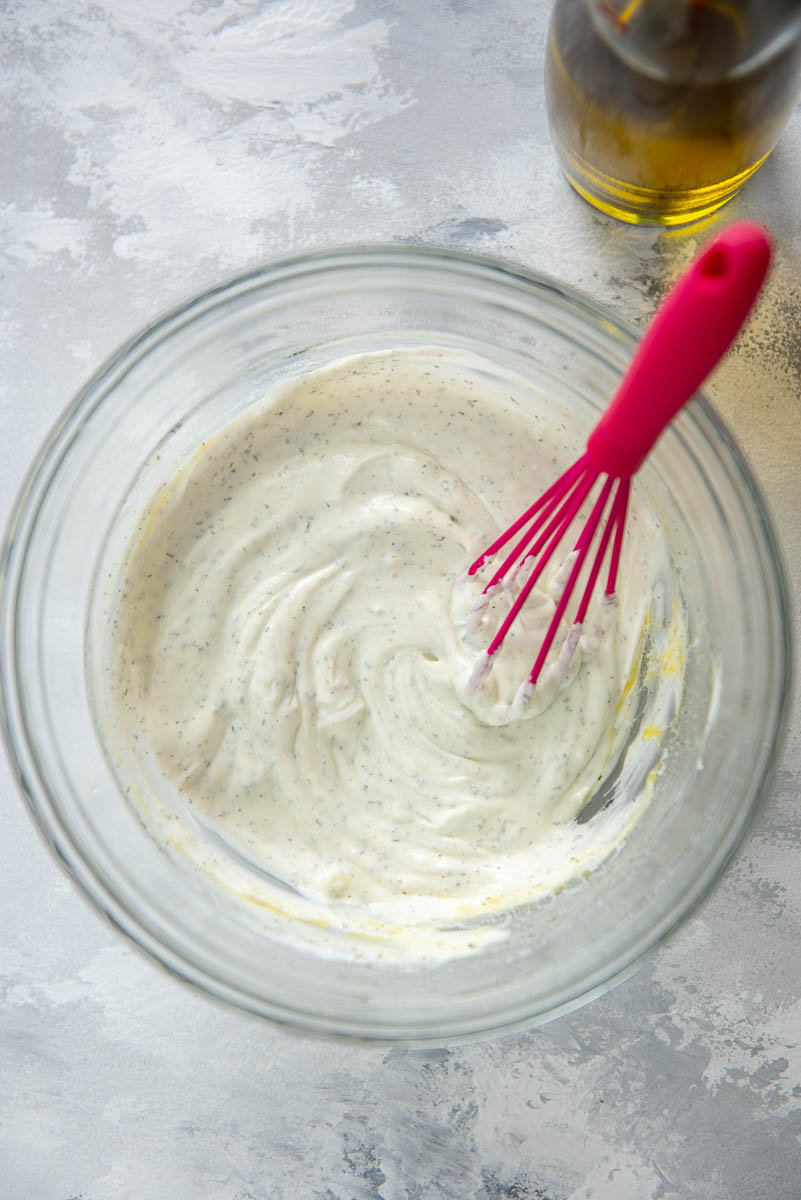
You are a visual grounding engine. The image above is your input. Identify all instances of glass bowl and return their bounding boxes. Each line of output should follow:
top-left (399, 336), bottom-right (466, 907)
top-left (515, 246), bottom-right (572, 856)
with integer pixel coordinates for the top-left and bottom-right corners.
top-left (0, 246), bottom-right (789, 1043)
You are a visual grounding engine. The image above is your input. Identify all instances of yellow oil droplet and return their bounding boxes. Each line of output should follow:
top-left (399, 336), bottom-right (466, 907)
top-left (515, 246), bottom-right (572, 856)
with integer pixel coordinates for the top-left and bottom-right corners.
top-left (659, 639), bottom-right (685, 679)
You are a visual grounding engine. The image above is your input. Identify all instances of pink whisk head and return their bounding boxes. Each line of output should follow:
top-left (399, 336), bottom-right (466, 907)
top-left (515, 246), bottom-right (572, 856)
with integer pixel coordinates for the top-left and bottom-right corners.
top-left (466, 462), bottom-right (629, 699)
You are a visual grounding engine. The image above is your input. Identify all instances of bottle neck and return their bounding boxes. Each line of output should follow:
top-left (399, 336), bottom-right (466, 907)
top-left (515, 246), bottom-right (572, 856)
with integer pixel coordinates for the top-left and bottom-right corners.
top-left (582, 0), bottom-right (801, 83)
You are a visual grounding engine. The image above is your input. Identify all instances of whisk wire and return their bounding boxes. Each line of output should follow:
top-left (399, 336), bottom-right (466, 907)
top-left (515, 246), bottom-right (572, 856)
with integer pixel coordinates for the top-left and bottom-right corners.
top-left (484, 459), bottom-right (597, 594)
top-left (526, 475), bottom-right (616, 686)
top-left (606, 477), bottom-right (630, 597)
top-left (510, 461), bottom-right (596, 580)
top-left (486, 466), bottom-right (599, 658)
top-left (482, 462), bottom-right (589, 593)
top-left (467, 454), bottom-right (589, 579)
top-left (574, 476), bottom-right (627, 626)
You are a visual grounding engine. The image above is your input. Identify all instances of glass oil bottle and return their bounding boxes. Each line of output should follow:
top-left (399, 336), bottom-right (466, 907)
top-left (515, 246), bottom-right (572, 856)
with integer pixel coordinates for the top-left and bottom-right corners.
top-left (545, 0), bottom-right (801, 225)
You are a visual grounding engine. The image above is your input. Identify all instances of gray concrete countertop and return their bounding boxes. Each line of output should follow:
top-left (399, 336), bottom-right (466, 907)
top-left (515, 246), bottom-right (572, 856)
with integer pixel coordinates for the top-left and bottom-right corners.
top-left (2, 3), bottom-right (800, 1197)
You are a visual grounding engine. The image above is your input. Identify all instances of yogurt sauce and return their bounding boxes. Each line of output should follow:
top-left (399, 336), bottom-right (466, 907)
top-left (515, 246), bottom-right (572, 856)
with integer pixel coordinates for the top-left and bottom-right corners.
top-left (108, 347), bottom-right (684, 960)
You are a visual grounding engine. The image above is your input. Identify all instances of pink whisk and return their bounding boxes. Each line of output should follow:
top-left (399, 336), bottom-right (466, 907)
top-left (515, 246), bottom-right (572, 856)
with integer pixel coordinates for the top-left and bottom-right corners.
top-left (467, 221), bottom-right (772, 704)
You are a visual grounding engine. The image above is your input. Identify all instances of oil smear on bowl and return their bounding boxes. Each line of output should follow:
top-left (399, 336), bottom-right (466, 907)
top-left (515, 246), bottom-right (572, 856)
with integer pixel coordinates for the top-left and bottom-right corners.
top-left (104, 348), bottom-right (685, 963)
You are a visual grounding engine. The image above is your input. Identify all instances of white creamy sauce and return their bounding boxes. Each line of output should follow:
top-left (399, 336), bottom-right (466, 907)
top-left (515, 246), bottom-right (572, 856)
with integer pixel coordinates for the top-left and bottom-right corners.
top-left (108, 348), bottom-right (684, 960)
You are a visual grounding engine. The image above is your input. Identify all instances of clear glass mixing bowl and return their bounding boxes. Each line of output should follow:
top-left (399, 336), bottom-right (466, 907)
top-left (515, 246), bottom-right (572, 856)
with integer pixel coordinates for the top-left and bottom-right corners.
top-left (0, 246), bottom-right (789, 1043)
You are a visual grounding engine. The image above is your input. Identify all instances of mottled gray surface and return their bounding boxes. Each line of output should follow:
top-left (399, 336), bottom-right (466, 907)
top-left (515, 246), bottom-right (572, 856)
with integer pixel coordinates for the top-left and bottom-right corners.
top-left (2, 2), bottom-right (801, 1197)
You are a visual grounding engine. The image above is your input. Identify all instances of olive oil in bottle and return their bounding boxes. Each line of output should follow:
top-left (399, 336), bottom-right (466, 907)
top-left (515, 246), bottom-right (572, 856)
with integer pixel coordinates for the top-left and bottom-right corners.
top-left (545, 0), bottom-right (801, 225)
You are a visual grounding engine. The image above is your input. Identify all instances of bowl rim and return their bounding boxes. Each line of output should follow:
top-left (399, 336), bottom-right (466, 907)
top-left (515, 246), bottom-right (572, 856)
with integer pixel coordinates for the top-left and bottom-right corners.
top-left (0, 241), bottom-right (792, 1044)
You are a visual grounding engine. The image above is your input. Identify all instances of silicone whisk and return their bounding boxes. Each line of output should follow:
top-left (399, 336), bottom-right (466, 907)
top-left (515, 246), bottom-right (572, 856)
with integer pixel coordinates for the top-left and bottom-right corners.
top-left (467, 221), bottom-right (772, 706)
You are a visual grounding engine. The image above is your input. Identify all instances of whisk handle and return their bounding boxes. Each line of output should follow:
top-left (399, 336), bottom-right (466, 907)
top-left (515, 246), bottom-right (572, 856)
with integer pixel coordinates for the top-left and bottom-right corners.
top-left (586, 222), bottom-right (772, 479)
